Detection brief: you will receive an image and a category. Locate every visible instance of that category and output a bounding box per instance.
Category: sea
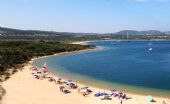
[33,40,170,97]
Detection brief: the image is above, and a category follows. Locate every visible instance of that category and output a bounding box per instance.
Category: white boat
[148,48,153,52]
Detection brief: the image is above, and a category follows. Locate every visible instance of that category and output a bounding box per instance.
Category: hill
[116,30,165,35]
[0,26,99,36]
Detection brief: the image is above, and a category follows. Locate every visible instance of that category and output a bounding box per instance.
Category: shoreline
[2,54,169,104]
[33,40,170,98]
[46,69,170,98]
[2,41,170,104]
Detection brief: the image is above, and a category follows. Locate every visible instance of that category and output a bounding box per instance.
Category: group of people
[30,65,93,96]
[30,64,131,104]
[30,64,170,104]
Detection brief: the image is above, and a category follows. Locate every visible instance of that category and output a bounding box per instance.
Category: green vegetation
[0,35,106,42]
[0,41,95,77]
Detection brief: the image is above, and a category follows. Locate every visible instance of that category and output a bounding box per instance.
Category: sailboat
[148,48,153,52]
[125,32,130,42]
[41,62,48,73]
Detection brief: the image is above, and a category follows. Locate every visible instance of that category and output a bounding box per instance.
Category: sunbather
[34,75,40,79]
[100,95,112,100]
[63,89,71,94]
[48,77,56,83]
[86,89,93,93]
[60,87,64,92]
[57,80,62,84]
[122,94,127,99]
[82,92,89,96]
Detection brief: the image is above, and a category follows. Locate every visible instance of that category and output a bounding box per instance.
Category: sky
[0,0,170,33]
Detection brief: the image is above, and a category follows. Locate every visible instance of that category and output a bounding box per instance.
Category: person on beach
[34,74,40,79]
[48,77,56,83]
[82,92,88,96]
[30,65,34,70]
[30,65,38,71]
[57,80,62,84]
[57,78,64,85]
[60,87,64,92]
[120,99,123,104]
[86,89,93,94]
[118,94,121,99]
[122,94,127,99]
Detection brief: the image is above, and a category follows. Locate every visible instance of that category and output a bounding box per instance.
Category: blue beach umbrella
[59,86,64,88]
[66,80,72,85]
[100,93,109,96]
[111,89,116,92]
[146,95,153,101]
[66,82,72,85]
[94,92,101,97]
[83,86,89,89]
[118,92,123,95]
[68,83,74,86]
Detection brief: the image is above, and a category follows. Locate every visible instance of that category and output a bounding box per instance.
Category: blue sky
[0,0,170,33]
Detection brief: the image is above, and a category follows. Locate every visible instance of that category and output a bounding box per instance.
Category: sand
[71,41,90,45]
[1,59,170,104]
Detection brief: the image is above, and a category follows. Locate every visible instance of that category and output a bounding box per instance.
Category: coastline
[1,41,170,104]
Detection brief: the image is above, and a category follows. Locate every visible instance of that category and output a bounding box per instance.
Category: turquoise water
[33,40,170,97]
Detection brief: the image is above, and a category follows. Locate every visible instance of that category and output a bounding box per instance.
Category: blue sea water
[33,40,170,97]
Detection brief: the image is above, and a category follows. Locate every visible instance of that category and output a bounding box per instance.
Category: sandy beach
[1,56,170,104]
[71,41,91,45]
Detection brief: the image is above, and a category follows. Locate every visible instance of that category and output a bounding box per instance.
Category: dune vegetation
[0,41,95,80]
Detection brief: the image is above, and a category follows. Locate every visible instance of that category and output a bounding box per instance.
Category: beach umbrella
[66,82,74,86]
[146,95,153,101]
[66,81,73,84]
[94,93,101,97]
[83,86,89,89]
[59,86,64,88]
[111,89,116,92]
[100,93,109,96]
[118,92,123,95]
[66,80,74,85]
[68,82,74,85]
